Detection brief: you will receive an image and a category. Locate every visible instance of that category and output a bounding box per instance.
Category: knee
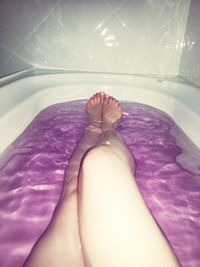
[82,145,112,169]
[78,145,112,190]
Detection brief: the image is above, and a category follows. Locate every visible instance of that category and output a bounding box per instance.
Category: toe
[115,100,119,107]
[105,97,109,104]
[100,94,103,103]
[102,94,106,103]
[91,98,95,105]
[96,93,100,103]
[115,99,119,107]
[110,97,114,105]
[93,96,97,104]
[86,102,90,109]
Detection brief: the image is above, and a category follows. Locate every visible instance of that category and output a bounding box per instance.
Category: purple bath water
[0,100,200,267]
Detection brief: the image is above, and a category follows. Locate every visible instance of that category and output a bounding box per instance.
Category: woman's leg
[23,93,105,267]
[78,97,180,267]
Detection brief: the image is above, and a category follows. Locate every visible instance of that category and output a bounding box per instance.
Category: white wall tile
[0,22,24,73]
[0,0,62,41]
[0,47,12,74]
[0,22,22,52]
[179,0,200,86]
[0,0,191,77]
[0,54,32,77]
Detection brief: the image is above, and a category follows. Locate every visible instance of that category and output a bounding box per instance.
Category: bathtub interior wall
[0,0,195,79]
[0,73,200,155]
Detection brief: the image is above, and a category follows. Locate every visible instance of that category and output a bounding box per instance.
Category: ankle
[102,120,119,132]
[85,125,102,134]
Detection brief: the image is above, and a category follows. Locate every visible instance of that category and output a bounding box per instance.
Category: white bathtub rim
[1,83,200,155]
[1,73,200,117]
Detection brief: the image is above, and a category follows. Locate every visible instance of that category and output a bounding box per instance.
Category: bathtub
[0,71,200,154]
[1,70,200,267]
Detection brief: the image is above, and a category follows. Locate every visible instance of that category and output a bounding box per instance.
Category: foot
[86,92,105,129]
[102,96,122,130]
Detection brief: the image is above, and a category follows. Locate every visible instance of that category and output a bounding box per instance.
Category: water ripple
[0,100,199,267]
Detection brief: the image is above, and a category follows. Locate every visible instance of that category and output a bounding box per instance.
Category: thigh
[24,185,85,267]
[78,145,180,267]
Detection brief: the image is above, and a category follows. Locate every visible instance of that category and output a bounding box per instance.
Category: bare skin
[78,96,180,267]
[23,92,105,267]
[23,93,180,267]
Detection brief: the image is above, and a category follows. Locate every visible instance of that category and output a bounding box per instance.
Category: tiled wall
[179,0,200,87]
[0,0,190,78]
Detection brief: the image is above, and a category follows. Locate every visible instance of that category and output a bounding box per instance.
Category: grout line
[23,0,64,43]
[0,0,65,71]
[0,21,25,68]
[5,0,64,65]
[105,0,129,13]
[0,19,24,43]
[0,44,33,66]
[86,0,129,40]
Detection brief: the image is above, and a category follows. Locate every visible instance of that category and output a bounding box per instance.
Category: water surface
[0,100,200,267]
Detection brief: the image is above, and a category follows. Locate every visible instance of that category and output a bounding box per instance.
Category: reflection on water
[0,100,200,267]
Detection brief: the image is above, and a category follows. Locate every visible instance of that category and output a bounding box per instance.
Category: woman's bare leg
[78,96,180,267]
[23,92,105,267]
